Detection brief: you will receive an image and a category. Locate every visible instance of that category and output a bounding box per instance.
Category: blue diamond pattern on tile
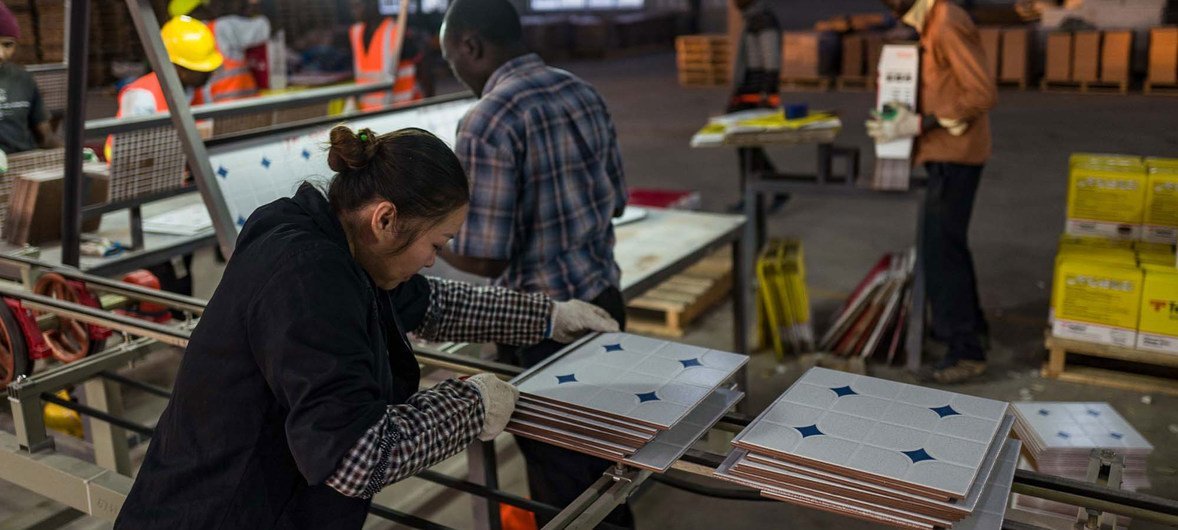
[679,358,702,368]
[301,148,311,160]
[1110,432,1123,440]
[1087,409,1101,417]
[1038,409,1050,416]
[930,404,961,418]
[603,343,624,352]
[794,424,824,438]
[236,215,246,227]
[555,374,577,384]
[261,157,271,169]
[1057,431,1070,439]
[901,448,936,463]
[217,166,228,179]
[636,391,660,403]
[829,385,857,397]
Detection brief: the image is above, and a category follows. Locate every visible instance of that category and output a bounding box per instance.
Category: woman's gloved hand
[550,299,621,343]
[466,373,519,441]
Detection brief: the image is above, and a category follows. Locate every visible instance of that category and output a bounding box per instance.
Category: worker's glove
[549,299,621,343]
[866,102,922,143]
[466,373,519,442]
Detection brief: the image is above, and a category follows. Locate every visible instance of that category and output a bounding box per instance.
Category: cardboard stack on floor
[507,333,747,472]
[1011,402,1153,525]
[715,367,1017,530]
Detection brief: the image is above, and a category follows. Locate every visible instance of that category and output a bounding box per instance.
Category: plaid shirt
[453,53,627,301]
[326,277,551,498]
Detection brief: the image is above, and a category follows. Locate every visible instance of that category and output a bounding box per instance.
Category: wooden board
[1039,79,1129,94]
[1042,331,1178,396]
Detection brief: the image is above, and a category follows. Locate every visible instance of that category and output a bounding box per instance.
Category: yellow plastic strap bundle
[756,239,814,359]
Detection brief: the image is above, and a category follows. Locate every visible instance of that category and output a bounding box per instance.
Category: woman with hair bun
[115,125,619,529]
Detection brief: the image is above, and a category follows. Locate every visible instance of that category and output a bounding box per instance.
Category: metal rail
[0,254,207,315]
[0,284,191,347]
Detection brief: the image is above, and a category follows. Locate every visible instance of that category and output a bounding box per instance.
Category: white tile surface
[954,439,1020,530]
[516,333,748,429]
[625,388,744,472]
[1012,402,1152,452]
[733,367,1009,498]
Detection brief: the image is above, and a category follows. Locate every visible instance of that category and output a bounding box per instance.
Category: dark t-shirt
[0,63,47,154]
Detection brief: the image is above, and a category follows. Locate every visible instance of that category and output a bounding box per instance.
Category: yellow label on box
[1137,269,1178,354]
[1066,162,1147,239]
[1144,171,1178,244]
[1052,257,1142,346]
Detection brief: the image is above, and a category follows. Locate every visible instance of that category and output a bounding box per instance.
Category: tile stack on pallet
[715,367,1017,530]
[977,26,1030,90]
[675,35,730,88]
[1010,403,1153,526]
[507,333,746,472]
[34,1,65,63]
[781,31,828,90]
[1042,30,1133,94]
[7,1,38,65]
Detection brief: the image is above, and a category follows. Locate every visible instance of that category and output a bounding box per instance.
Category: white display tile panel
[1011,402,1152,453]
[733,367,1009,499]
[625,387,743,472]
[952,439,1020,530]
[514,333,748,430]
[207,97,476,233]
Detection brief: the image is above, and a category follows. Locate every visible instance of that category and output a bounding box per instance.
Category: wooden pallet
[1039,79,1129,94]
[1144,82,1178,96]
[626,250,733,337]
[1042,332,1178,396]
[679,72,729,88]
[781,77,831,92]
[996,78,1028,90]
[835,76,873,91]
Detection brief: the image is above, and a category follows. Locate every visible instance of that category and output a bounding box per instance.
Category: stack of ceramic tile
[715,367,1015,529]
[1011,402,1152,525]
[507,333,747,472]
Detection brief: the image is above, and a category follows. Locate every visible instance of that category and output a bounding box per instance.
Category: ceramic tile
[515,332,747,429]
[624,388,743,472]
[953,439,1020,530]
[1012,402,1152,452]
[732,367,1009,498]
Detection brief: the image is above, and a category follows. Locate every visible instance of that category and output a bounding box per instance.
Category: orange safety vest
[105,73,172,161]
[200,20,261,103]
[350,18,422,111]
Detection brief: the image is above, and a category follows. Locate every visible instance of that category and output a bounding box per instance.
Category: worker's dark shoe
[919,358,986,384]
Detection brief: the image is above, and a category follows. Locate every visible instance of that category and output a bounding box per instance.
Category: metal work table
[1,193,215,277]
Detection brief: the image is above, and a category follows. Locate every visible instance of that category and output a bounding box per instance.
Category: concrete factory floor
[3,51,1178,529]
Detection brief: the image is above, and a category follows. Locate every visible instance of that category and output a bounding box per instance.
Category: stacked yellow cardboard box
[1054,155,1178,355]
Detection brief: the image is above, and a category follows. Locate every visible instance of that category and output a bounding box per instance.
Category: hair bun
[327,126,378,173]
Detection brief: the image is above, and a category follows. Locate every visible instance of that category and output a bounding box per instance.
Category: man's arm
[439,248,509,278]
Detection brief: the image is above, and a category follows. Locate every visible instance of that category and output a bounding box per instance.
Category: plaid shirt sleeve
[325,379,485,498]
[452,130,519,261]
[413,276,553,346]
[605,117,628,217]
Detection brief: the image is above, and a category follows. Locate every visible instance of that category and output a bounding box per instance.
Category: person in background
[106,16,222,298]
[0,1,60,154]
[349,0,423,111]
[729,0,786,212]
[867,0,996,384]
[438,0,632,526]
[169,0,271,102]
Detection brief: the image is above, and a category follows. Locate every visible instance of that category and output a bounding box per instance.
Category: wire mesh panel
[108,126,187,202]
[273,102,330,125]
[2,148,65,238]
[30,67,68,114]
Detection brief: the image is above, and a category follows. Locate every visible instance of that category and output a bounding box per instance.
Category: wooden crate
[626,250,733,338]
[1044,32,1073,83]
[1072,31,1101,83]
[1100,31,1133,84]
[1147,27,1178,92]
[781,31,820,79]
[781,76,831,92]
[677,34,729,88]
[979,27,1002,83]
[1000,27,1030,89]
[1042,332,1178,397]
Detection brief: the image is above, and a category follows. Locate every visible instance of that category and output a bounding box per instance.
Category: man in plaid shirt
[439,0,633,526]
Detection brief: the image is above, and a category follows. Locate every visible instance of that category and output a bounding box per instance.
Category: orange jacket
[350,18,421,111]
[200,19,261,103]
[105,73,172,161]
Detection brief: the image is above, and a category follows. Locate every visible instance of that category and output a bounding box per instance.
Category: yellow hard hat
[168,0,208,17]
[161,16,223,73]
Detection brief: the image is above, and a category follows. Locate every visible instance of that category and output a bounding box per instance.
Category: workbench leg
[82,378,131,475]
[130,206,145,251]
[732,237,750,412]
[905,196,927,373]
[468,439,502,530]
[10,392,54,453]
[816,143,832,183]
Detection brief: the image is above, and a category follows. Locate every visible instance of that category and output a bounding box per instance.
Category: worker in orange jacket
[349,0,423,111]
[169,0,271,103]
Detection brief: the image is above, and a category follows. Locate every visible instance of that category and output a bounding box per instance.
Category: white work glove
[465,373,519,441]
[549,299,621,343]
[866,102,922,143]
